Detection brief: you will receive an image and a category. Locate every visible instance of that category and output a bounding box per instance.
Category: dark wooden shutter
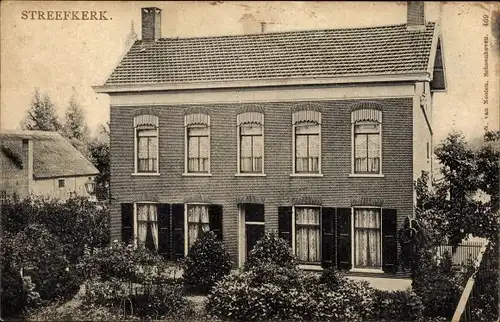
[157,204,170,258]
[171,204,185,261]
[382,208,398,274]
[321,207,336,269]
[121,203,134,245]
[278,206,292,247]
[336,208,352,270]
[209,204,223,241]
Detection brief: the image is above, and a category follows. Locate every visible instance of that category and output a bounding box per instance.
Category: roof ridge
[150,22,436,42]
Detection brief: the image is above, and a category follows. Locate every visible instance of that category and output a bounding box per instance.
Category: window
[294,207,321,263]
[293,110,321,174]
[237,111,264,174]
[134,114,159,173]
[185,113,210,173]
[353,208,382,269]
[58,179,65,188]
[136,203,158,252]
[352,108,382,174]
[186,204,210,248]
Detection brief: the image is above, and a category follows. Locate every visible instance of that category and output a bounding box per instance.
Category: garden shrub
[10,224,82,302]
[24,301,141,321]
[412,249,463,319]
[372,289,424,321]
[245,231,297,269]
[183,231,232,294]
[207,262,377,321]
[318,267,349,289]
[79,241,171,283]
[130,284,193,319]
[1,233,27,318]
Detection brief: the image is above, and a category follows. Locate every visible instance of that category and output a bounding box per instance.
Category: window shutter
[157,204,170,258]
[171,204,185,261]
[321,207,336,269]
[382,208,398,273]
[336,208,352,270]
[121,203,134,245]
[278,206,293,247]
[209,205,223,241]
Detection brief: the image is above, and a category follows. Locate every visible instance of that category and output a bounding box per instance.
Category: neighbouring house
[94,2,446,274]
[0,130,99,201]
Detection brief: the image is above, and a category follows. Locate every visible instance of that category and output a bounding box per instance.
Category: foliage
[183,231,232,294]
[412,250,463,319]
[245,231,297,270]
[24,301,141,321]
[208,263,376,321]
[372,289,424,321]
[87,136,110,201]
[62,93,89,144]
[1,232,28,318]
[21,88,61,131]
[318,267,348,288]
[1,196,110,263]
[79,241,171,283]
[130,284,193,320]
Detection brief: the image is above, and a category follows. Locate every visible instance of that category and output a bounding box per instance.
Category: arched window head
[134,114,159,173]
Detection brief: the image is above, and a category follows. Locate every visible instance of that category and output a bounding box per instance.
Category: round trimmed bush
[245,231,297,270]
[183,231,232,294]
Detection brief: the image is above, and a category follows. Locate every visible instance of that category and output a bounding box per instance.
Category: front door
[242,204,265,261]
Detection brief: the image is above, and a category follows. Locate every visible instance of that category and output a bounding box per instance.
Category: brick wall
[109,98,414,262]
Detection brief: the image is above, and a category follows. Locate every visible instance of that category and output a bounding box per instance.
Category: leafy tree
[62,92,90,156]
[88,123,110,201]
[21,89,61,131]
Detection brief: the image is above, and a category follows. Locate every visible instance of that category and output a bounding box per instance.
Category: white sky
[1,1,499,143]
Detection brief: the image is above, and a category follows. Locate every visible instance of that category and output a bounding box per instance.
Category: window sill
[349,173,384,178]
[234,173,267,177]
[182,173,212,177]
[349,268,384,274]
[298,264,323,271]
[131,172,161,176]
[290,173,324,177]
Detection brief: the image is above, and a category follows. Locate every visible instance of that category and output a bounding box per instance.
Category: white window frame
[350,206,384,273]
[236,113,265,177]
[291,205,322,266]
[238,204,265,267]
[350,110,383,178]
[133,202,158,248]
[291,111,322,177]
[133,114,160,176]
[183,114,211,177]
[184,203,210,255]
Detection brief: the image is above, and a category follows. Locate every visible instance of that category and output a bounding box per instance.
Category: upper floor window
[134,114,159,174]
[293,109,321,174]
[237,111,264,174]
[351,108,382,174]
[185,112,210,173]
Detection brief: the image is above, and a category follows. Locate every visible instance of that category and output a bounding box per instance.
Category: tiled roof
[1,131,99,179]
[105,22,436,85]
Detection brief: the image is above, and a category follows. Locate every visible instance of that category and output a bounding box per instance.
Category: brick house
[0,130,99,201]
[94,2,446,274]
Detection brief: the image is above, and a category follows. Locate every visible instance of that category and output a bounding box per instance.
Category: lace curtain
[295,207,321,263]
[137,204,158,251]
[354,208,381,268]
[187,205,210,248]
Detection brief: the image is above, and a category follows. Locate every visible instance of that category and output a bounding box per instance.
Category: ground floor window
[295,206,321,263]
[353,208,381,268]
[136,203,158,252]
[187,204,210,248]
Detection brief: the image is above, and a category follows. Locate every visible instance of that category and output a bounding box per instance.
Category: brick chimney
[141,7,161,41]
[407,1,425,31]
[21,138,33,196]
